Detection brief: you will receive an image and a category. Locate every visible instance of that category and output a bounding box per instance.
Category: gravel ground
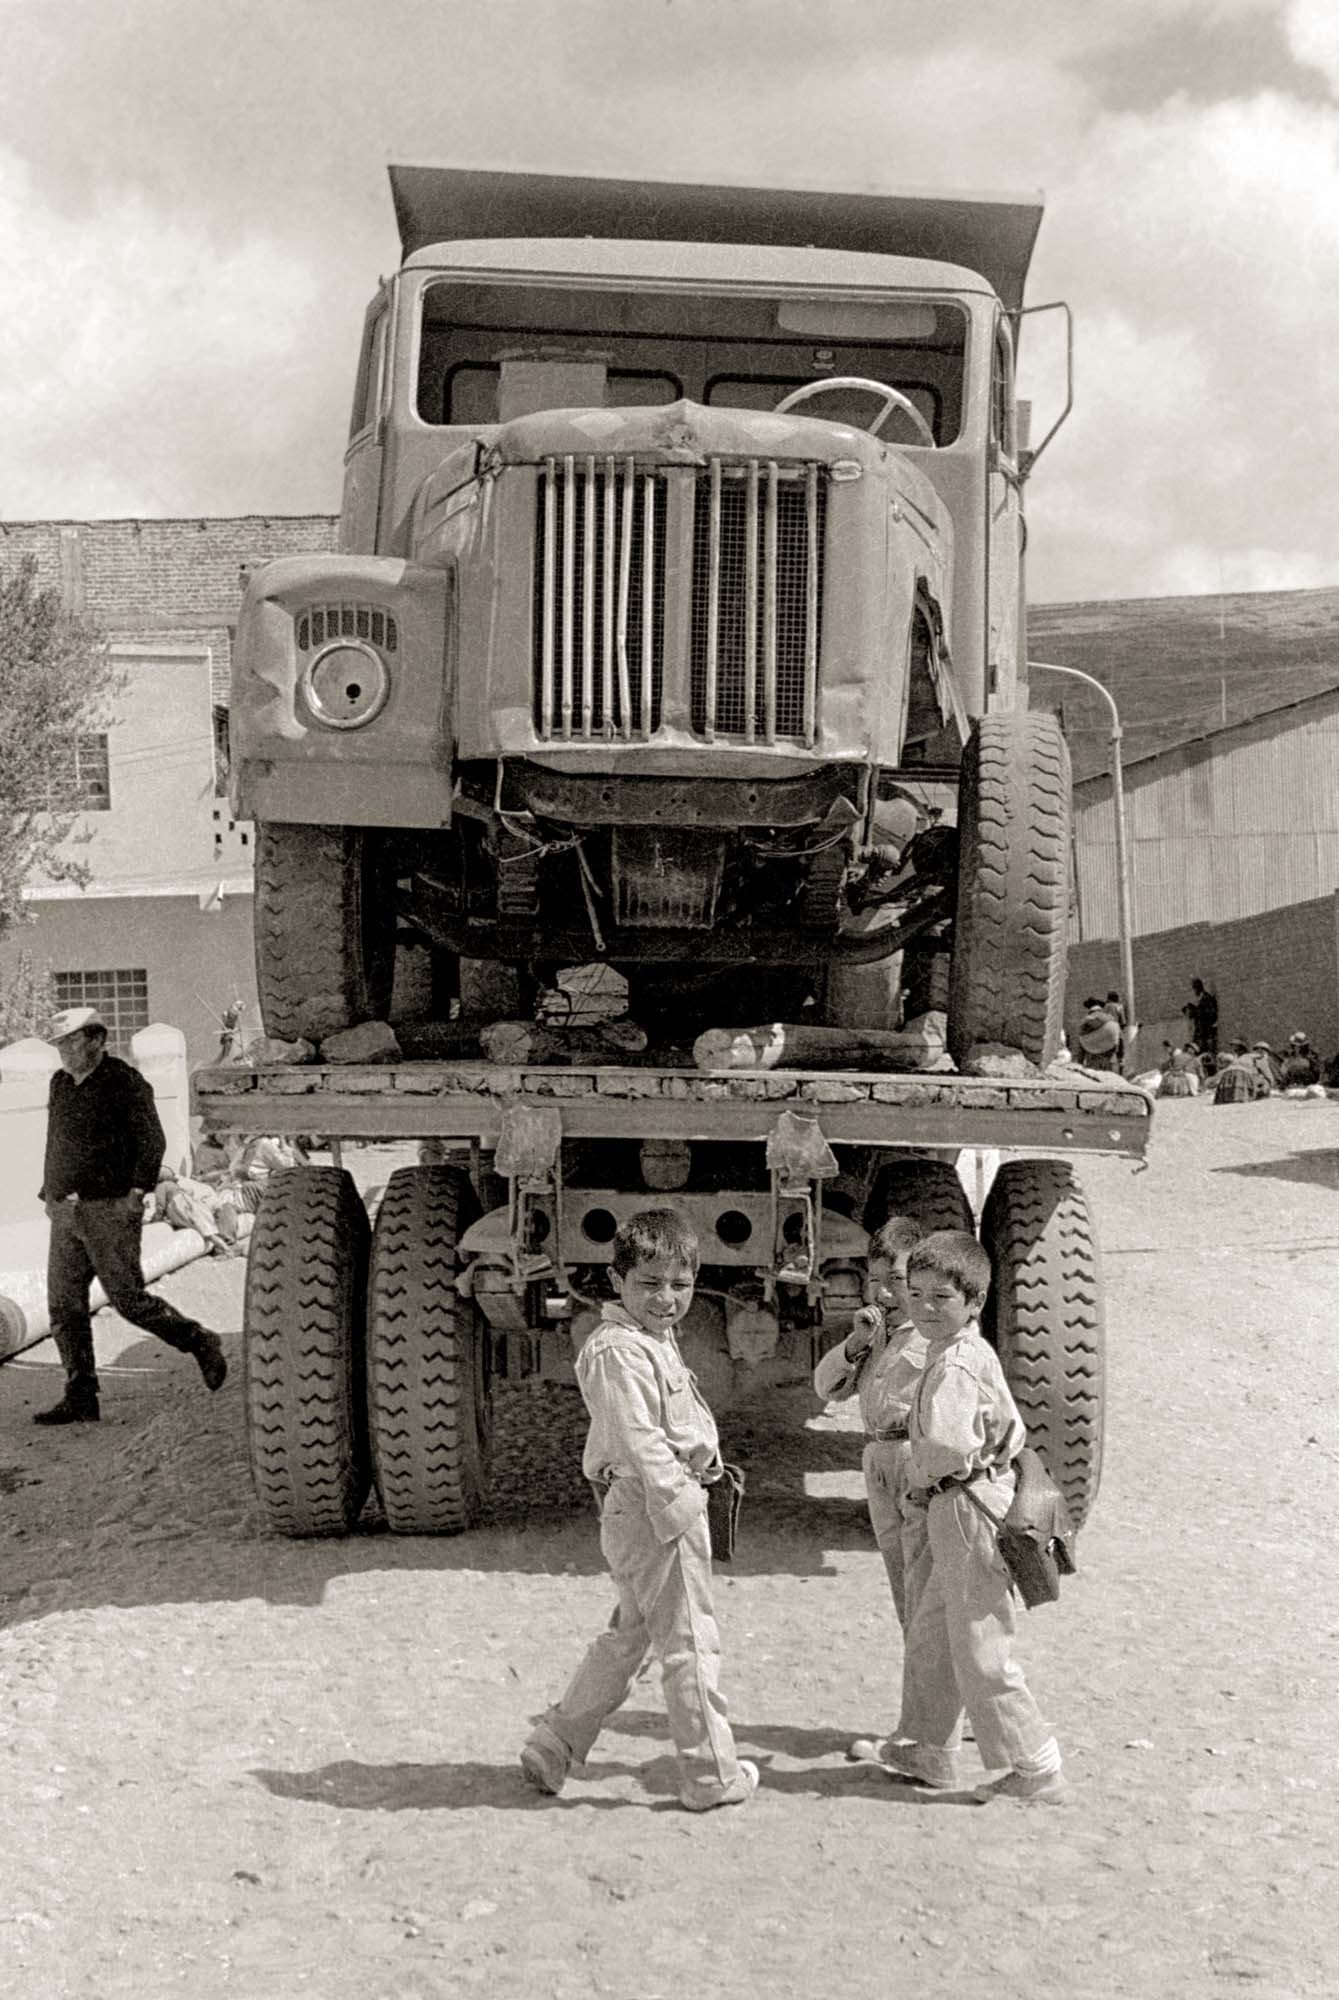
[1,1103,1337,1998]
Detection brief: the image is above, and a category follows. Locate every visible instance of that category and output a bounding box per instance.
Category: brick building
[0,516,338,1065]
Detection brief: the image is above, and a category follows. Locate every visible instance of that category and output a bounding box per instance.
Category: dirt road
[2,1101,1337,1999]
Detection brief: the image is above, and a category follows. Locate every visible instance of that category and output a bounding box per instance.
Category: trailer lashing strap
[765,1109,840,1293]
[495,1100,563,1283]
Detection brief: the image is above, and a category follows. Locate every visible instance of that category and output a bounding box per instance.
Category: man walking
[35,1007,227,1426]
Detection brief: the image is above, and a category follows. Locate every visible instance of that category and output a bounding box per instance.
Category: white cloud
[1025,87,1339,599]
[0,149,341,517]
[0,0,1335,608]
[1284,0,1339,93]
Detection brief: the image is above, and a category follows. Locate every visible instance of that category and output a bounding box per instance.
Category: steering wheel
[774,376,936,448]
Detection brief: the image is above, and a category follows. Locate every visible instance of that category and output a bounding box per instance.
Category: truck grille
[690,460,825,747]
[532,458,666,739]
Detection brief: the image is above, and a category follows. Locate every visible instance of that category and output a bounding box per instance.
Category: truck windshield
[416,281,967,445]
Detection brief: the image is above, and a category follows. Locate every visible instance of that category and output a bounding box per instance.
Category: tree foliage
[0,556,120,939]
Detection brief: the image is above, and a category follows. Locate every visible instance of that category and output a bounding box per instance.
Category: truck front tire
[243,1167,371,1536]
[981,1158,1105,1529]
[366,1166,493,1533]
[254,821,396,1044]
[947,713,1071,1067]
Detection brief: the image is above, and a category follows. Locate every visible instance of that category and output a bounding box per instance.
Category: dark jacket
[41,1055,166,1202]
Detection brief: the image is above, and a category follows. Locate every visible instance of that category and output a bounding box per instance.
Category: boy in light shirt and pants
[520,1208,757,1813]
[813,1214,924,1635]
[855,1229,1067,1804]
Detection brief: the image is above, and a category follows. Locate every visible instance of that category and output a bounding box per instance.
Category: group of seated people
[1151,1031,1331,1103]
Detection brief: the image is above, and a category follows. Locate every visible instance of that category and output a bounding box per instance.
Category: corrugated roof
[1028,586,1339,782]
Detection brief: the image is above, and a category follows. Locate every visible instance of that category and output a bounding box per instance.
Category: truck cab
[232,165,1069,1065]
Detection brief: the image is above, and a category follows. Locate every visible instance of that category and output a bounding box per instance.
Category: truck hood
[417,398,948,533]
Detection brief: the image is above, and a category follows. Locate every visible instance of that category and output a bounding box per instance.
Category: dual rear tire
[243,1165,491,1537]
[859,1153,1105,1529]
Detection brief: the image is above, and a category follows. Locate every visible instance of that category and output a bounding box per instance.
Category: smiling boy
[855,1229,1067,1803]
[519,1207,758,1812]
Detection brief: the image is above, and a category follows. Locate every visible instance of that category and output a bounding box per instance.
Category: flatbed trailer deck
[193,1058,1152,1154]
[193,1052,1148,1544]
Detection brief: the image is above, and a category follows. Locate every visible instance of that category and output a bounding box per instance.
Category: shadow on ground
[1212,1148,1339,1189]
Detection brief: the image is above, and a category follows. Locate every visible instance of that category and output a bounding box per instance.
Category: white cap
[47,1006,107,1042]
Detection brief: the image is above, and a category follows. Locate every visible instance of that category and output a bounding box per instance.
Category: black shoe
[194,1330,228,1392]
[33,1387,100,1425]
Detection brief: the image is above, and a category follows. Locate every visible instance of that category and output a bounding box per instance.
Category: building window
[45,733,111,812]
[212,706,230,797]
[52,968,149,1055]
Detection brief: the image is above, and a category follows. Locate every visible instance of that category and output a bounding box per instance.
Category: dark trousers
[47,1199,205,1388]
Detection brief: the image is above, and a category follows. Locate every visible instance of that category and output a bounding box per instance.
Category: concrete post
[0,1038,59,1225]
[132,1023,191,1178]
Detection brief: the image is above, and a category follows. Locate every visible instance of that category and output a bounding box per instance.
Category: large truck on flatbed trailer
[208,163,1148,1542]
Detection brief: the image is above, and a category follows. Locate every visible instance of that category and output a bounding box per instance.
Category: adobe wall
[1068,893,1339,1060]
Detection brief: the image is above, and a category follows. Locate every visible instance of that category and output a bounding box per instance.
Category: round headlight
[301,642,390,729]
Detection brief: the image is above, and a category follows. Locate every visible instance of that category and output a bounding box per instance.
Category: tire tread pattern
[242,1166,371,1537]
[981,1158,1105,1529]
[367,1166,491,1534]
[948,713,1072,1065]
[863,1157,975,1238]
[254,821,393,1043]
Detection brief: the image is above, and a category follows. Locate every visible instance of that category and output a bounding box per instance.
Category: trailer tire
[243,1167,371,1537]
[947,713,1071,1067]
[862,1156,975,1237]
[254,821,396,1044]
[980,1158,1105,1529]
[367,1165,492,1534]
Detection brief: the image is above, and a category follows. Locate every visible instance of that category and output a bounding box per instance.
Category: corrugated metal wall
[1072,692,1339,940]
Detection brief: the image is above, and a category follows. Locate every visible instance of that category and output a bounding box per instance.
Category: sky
[1,0,1337,605]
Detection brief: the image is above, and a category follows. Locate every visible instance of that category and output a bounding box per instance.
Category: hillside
[1028,586,1339,782]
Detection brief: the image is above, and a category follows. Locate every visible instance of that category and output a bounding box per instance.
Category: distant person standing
[35,1007,228,1426]
[1104,991,1128,1063]
[1076,997,1122,1072]
[1183,978,1219,1063]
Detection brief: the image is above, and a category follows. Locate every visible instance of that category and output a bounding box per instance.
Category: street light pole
[1029,660,1137,1065]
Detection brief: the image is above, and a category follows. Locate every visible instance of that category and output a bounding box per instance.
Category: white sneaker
[975,1766,1070,1805]
[519,1721,571,1797]
[849,1738,959,1790]
[680,1759,760,1812]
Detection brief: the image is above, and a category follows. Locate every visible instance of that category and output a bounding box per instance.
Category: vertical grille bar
[704,457,721,744]
[804,464,819,748]
[744,461,759,744]
[616,456,635,740]
[640,473,655,737]
[541,458,556,735]
[581,455,596,738]
[763,460,779,745]
[560,455,576,737]
[601,453,616,738]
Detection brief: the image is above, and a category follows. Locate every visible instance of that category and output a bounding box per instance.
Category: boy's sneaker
[975,1766,1070,1805]
[849,1738,959,1790]
[519,1722,571,1797]
[680,1759,760,1812]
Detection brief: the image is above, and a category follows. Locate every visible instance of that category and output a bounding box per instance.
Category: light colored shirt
[812,1309,927,1436]
[907,1324,1025,1494]
[576,1301,719,1542]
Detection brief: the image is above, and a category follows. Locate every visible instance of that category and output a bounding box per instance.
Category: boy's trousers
[896,1485,1052,1780]
[544,1475,745,1808]
[862,1437,915,1632]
